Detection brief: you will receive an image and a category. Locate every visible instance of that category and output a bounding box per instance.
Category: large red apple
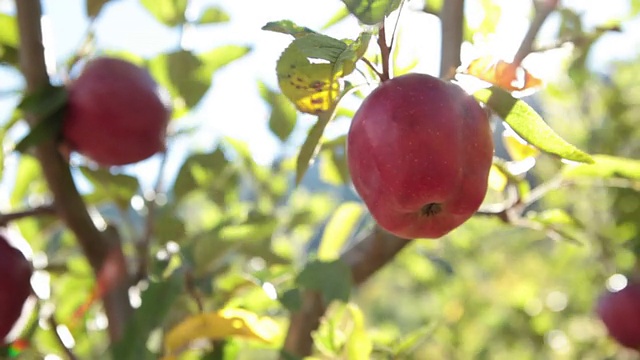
[63,57,171,166]
[596,282,640,350]
[0,233,33,344]
[347,73,494,239]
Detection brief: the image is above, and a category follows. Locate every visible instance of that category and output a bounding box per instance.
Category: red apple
[347,73,493,239]
[596,282,640,350]
[63,57,171,166]
[0,233,33,344]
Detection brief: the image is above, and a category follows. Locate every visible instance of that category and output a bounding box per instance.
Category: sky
[0,0,639,197]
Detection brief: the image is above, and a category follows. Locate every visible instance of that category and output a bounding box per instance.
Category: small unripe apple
[347,73,493,239]
[63,57,171,166]
[596,282,640,350]
[0,234,33,344]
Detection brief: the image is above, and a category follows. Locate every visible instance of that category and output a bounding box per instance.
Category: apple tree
[0,0,639,359]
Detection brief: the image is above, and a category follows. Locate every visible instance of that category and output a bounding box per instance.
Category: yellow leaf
[318,202,364,261]
[163,308,280,357]
[488,164,508,192]
[502,129,540,161]
[276,42,340,115]
[463,56,543,93]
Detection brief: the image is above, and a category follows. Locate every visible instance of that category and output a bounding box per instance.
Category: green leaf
[173,149,238,204]
[474,86,594,164]
[18,85,68,118]
[15,84,68,153]
[110,269,184,359]
[345,303,372,360]
[197,6,230,24]
[79,167,140,208]
[319,136,349,185]
[295,110,333,185]
[296,259,352,304]
[86,0,111,18]
[526,209,578,227]
[341,0,403,25]
[335,32,371,76]
[392,323,438,357]
[14,111,66,153]
[148,46,250,113]
[258,81,297,142]
[140,0,188,27]
[318,202,364,261]
[10,155,43,206]
[0,13,19,66]
[279,288,303,312]
[561,154,640,179]
[322,7,350,29]
[261,20,318,38]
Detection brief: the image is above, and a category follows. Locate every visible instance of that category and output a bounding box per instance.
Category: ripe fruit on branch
[596,282,640,350]
[347,73,494,239]
[0,233,33,344]
[63,57,171,166]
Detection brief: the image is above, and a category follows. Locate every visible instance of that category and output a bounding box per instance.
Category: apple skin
[347,73,494,239]
[63,57,171,166]
[0,234,33,344]
[596,283,640,350]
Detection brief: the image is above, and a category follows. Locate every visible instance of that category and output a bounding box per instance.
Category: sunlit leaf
[0,13,19,66]
[335,32,371,76]
[197,6,229,24]
[474,86,594,164]
[502,129,540,161]
[140,0,188,27]
[322,7,350,29]
[488,164,508,192]
[341,0,403,25]
[275,35,344,114]
[526,209,578,227]
[163,309,280,357]
[262,20,318,38]
[392,322,439,357]
[344,303,372,360]
[561,154,640,180]
[463,56,543,93]
[475,0,502,37]
[258,81,297,142]
[297,259,352,304]
[318,202,364,261]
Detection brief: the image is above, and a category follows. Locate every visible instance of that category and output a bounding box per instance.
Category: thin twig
[0,204,56,226]
[360,57,384,81]
[49,316,79,360]
[512,0,559,67]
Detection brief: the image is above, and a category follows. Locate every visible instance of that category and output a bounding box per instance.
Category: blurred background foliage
[0,0,639,359]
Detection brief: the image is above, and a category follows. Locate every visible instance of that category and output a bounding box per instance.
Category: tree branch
[512,0,559,67]
[0,204,56,227]
[439,0,465,78]
[282,226,410,356]
[15,0,131,342]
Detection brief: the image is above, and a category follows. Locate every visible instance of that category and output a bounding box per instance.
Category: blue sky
[0,0,639,197]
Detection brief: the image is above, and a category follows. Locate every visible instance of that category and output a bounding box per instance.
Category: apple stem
[377,24,391,82]
[420,203,442,217]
